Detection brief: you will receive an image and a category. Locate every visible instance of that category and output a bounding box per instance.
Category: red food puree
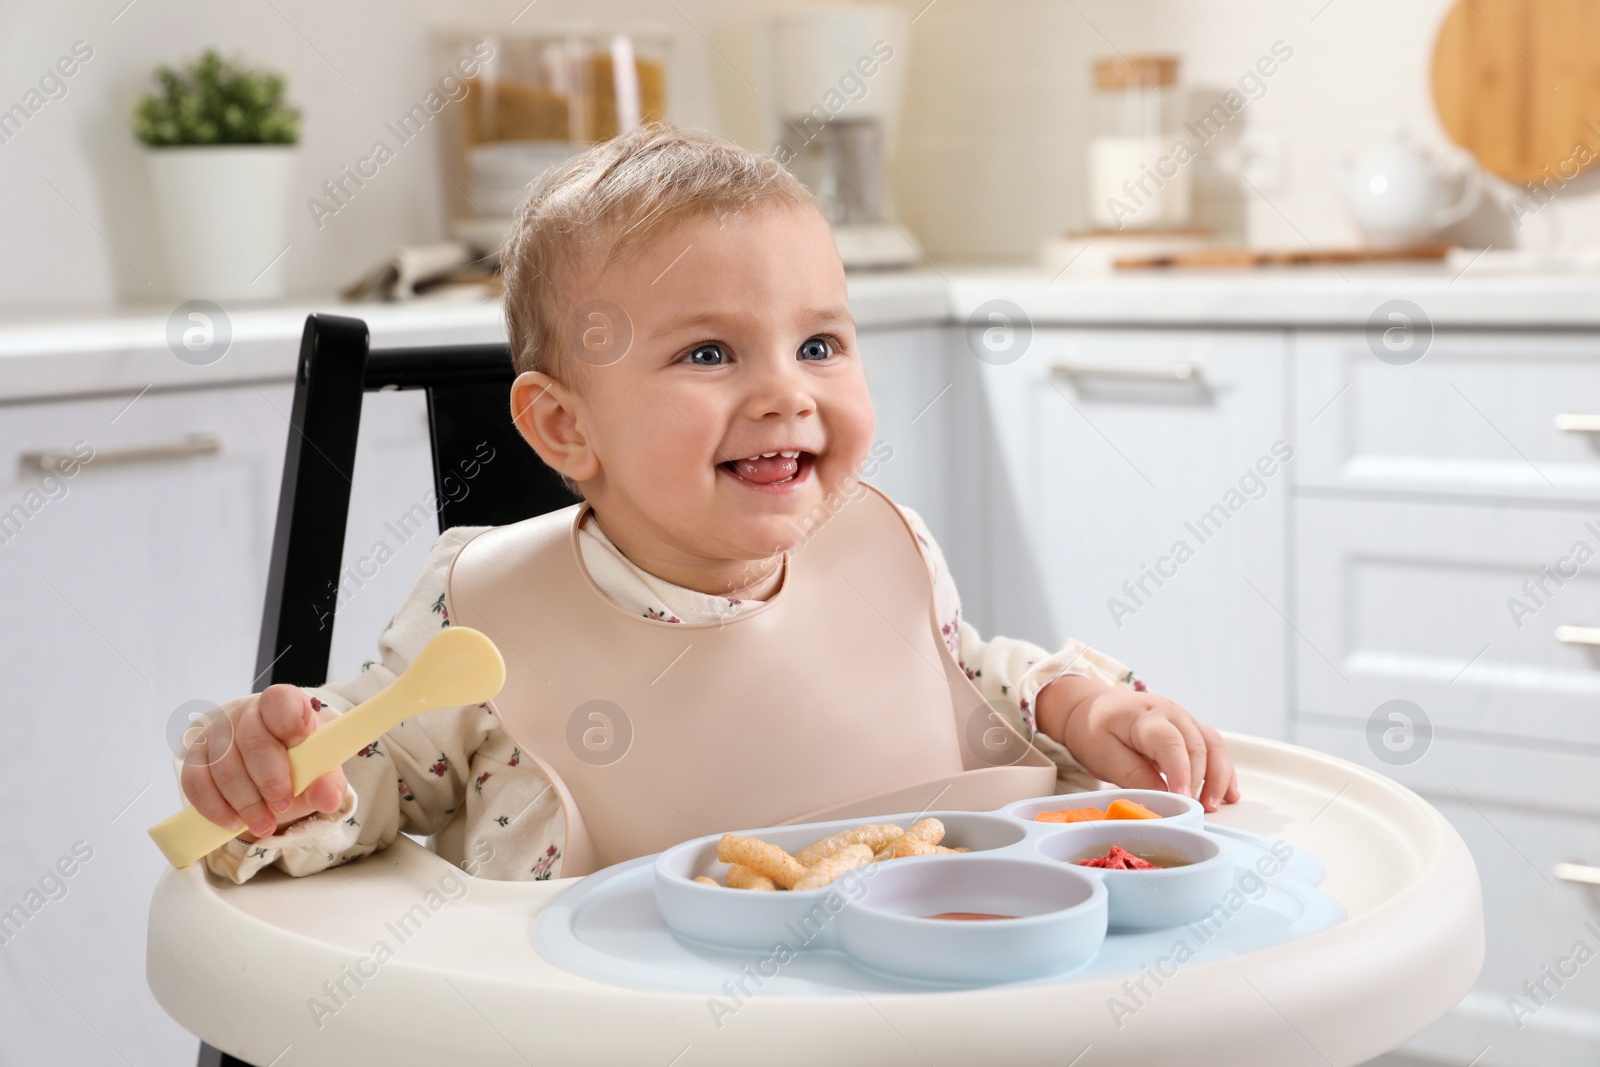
[1076,845,1156,870]
[922,911,1017,921]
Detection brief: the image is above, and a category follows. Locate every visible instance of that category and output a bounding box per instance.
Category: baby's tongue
[730,454,798,484]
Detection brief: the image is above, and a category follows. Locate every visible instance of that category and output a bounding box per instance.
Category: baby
[179,123,1238,883]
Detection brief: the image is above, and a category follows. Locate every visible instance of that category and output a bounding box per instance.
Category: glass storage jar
[1087,55,1189,231]
[432,28,670,249]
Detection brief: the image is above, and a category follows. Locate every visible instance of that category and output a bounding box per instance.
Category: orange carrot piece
[1034,806,1107,823]
[1105,799,1161,820]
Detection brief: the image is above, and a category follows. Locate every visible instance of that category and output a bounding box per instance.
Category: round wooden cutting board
[1431,0,1600,183]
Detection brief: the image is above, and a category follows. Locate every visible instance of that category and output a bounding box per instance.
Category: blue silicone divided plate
[531,796,1344,994]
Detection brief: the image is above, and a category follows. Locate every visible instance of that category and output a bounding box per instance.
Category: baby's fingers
[208,732,276,837]
[180,757,243,834]
[264,768,348,827]
[237,701,297,815]
[259,684,320,746]
[1133,716,1193,798]
[305,768,348,814]
[1196,723,1239,812]
[1089,741,1168,793]
[1176,713,1208,802]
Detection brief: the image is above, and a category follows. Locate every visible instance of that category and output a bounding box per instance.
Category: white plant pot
[146,145,297,302]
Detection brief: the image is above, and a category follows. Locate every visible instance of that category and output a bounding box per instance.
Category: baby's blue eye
[683,343,727,366]
[798,337,833,361]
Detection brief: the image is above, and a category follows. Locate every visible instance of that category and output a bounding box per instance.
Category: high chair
[154,315,1483,1067]
[184,314,576,1066]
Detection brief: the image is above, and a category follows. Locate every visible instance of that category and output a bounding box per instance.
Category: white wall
[891,0,1597,262]
[4,0,1594,312]
[0,0,794,312]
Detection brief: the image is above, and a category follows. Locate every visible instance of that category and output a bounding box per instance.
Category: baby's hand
[179,684,348,839]
[1036,678,1240,813]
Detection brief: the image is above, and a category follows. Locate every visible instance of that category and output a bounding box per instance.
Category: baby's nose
[743,361,818,419]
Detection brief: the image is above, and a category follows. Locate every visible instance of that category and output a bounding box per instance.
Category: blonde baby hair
[501,121,820,381]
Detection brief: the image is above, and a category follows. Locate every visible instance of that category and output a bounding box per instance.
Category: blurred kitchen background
[3,1,1600,1065]
[7,0,1592,301]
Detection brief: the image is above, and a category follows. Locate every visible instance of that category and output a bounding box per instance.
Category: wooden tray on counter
[1116,242,1456,270]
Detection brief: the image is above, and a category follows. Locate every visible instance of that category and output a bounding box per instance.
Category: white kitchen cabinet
[967,327,1291,739]
[0,377,442,1066]
[1296,722,1600,1067]
[857,324,954,542]
[1295,330,1600,503]
[0,381,293,1066]
[1294,495,1600,748]
[1292,330,1600,1065]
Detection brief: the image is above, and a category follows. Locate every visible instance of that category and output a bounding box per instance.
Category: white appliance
[753,6,920,270]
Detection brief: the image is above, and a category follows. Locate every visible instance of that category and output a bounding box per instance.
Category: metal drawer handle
[20,433,221,473]
[1554,413,1600,433]
[1555,862,1600,886]
[1555,625,1600,647]
[1051,361,1199,383]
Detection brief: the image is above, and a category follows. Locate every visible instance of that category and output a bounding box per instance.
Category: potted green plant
[134,51,300,301]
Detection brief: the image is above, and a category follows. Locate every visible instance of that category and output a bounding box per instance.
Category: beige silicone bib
[447,484,1054,877]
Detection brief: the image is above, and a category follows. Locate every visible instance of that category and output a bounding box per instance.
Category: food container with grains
[431,28,670,250]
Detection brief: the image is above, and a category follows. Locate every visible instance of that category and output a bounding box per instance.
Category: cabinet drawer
[1294,495,1600,747]
[1295,330,1600,503]
[1295,722,1600,1067]
[971,327,1290,739]
[0,383,294,701]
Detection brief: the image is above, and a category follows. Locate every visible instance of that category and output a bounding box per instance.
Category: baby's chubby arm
[1033,676,1241,813]
[179,526,496,881]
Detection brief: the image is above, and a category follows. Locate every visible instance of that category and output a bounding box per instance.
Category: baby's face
[560,203,874,571]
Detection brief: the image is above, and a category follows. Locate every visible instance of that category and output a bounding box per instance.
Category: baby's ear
[509,371,599,483]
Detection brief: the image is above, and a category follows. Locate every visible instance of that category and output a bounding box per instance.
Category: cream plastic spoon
[149,626,505,869]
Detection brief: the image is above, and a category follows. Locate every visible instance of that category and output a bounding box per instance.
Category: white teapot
[1337,129,1481,246]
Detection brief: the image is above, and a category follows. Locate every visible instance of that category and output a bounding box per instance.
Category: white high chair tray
[148,735,1484,1066]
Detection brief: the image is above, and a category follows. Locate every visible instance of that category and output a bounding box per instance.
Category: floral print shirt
[201,506,1137,883]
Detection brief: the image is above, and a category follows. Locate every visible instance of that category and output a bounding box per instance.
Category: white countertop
[945,264,1600,328]
[4,265,1599,403]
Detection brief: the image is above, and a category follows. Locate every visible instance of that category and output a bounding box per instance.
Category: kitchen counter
[946,264,1600,328]
[4,265,1599,402]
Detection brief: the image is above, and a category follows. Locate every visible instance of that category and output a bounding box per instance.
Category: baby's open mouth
[721,449,814,489]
